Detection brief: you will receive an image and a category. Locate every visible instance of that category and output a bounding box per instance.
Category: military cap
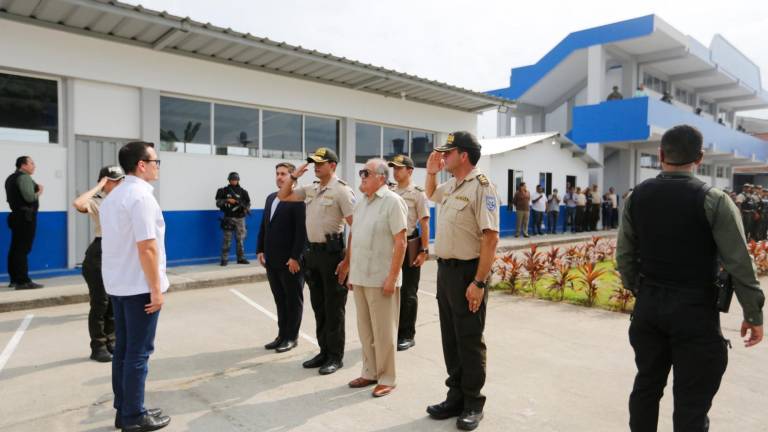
[388,154,414,168]
[306,147,339,164]
[98,165,125,181]
[434,131,482,152]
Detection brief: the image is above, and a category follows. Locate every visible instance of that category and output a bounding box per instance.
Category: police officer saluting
[215,172,251,266]
[388,154,430,351]
[425,132,499,431]
[617,125,764,431]
[277,147,355,375]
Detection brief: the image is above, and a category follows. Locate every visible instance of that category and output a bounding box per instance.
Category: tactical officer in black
[617,125,764,432]
[5,156,44,289]
[215,172,251,266]
[736,184,756,240]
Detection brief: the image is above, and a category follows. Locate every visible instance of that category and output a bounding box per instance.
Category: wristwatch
[419,248,429,254]
[473,279,487,289]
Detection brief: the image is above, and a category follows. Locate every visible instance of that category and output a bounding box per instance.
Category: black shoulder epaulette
[414,185,425,192]
[337,179,348,186]
[313,180,320,184]
[476,174,489,186]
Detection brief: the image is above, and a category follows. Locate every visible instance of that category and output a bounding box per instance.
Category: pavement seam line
[0,313,34,375]
[229,288,319,347]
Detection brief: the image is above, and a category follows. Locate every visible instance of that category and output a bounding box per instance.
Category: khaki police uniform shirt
[349,185,408,287]
[294,176,355,243]
[393,183,430,235]
[86,193,105,237]
[430,168,500,260]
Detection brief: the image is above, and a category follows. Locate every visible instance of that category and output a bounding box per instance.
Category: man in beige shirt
[341,158,407,398]
[425,131,499,431]
[388,154,430,351]
[73,165,125,363]
[277,147,355,375]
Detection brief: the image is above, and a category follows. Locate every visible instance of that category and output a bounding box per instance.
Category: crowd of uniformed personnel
[5,126,765,432]
[731,183,768,241]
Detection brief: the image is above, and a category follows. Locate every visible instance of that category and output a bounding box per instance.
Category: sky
[127,0,768,120]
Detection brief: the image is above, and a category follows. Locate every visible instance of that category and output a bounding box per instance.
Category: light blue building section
[488,14,768,196]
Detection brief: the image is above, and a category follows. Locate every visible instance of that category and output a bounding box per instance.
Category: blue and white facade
[488,15,768,196]
[0,0,510,280]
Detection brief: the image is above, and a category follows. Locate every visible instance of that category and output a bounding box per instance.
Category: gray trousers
[221,216,246,261]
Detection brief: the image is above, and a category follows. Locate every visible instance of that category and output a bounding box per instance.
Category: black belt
[438,258,479,267]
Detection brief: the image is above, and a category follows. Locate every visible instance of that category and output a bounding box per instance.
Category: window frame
[0,68,63,145]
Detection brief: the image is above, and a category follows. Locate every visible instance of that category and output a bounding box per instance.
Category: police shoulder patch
[485,195,497,212]
[476,174,489,186]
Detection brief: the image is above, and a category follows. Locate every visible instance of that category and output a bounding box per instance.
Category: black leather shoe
[90,347,112,363]
[264,337,281,350]
[397,338,415,351]
[121,413,170,431]
[426,400,463,420]
[318,359,343,375]
[456,409,484,431]
[275,339,297,353]
[220,260,227,266]
[116,409,163,429]
[302,353,327,368]
[15,281,43,290]
[7,282,15,288]
[107,342,115,354]
[237,258,250,264]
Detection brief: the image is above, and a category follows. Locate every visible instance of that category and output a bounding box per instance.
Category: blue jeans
[111,293,160,425]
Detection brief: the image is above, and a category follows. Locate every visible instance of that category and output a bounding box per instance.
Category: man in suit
[257,162,307,353]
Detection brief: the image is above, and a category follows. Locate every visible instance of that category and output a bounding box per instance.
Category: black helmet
[228,172,240,181]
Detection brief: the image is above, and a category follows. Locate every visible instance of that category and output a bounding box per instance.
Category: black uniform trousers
[398,254,421,341]
[304,246,347,361]
[436,258,488,412]
[81,238,115,351]
[266,262,304,342]
[629,283,728,432]
[6,211,36,284]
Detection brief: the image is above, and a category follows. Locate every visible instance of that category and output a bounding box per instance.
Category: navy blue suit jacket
[256,192,307,266]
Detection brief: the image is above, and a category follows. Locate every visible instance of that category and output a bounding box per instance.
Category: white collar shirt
[100,175,170,296]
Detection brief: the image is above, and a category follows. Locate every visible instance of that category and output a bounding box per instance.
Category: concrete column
[496,111,512,137]
[566,97,575,130]
[587,45,606,104]
[710,165,717,187]
[622,59,638,97]
[340,118,356,183]
[64,78,77,269]
[531,112,545,133]
[586,45,607,191]
[516,116,527,134]
[140,89,160,144]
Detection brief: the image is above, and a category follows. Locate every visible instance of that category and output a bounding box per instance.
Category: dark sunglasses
[359,169,372,178]
[141,159,162,166]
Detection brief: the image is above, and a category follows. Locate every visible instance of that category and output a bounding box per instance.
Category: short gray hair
[367,158,390,183]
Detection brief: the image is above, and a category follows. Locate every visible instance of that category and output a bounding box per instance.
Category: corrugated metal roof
[0,0,515,112]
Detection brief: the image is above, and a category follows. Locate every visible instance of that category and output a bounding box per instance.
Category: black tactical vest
[630,174,717,289]
[4,171,39,213]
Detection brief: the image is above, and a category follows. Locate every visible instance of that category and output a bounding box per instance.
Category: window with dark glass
[214,104,259,157]
[262,110,302,159]
[410,130,434,168]
[305,116,339,155]
[0,72,58,143]
[383,127,408,159]
[160,96,211,153]
[356,122,381,163]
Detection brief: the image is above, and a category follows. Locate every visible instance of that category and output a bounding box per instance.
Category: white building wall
[0,142,67,212]
[483,141,590,207]
[0,19,474,135]
[73,80,141,139]
[545,102,568,133]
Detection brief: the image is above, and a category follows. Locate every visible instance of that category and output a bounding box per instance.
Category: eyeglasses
[141,159,162,166]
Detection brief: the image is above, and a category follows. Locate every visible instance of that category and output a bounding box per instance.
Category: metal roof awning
[0,0,514,112]
[480,132,601,168]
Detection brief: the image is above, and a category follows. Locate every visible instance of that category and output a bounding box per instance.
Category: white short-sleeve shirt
[100,175,170,296]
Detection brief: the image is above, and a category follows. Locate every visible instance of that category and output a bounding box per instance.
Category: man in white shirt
[100,141,171,432]
[531,185,547,235]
